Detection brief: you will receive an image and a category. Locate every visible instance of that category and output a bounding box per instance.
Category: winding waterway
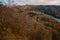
[55,18,60,22]
[51,16,60,22]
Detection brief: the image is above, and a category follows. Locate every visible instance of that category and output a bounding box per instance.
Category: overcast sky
[0,0,60,5]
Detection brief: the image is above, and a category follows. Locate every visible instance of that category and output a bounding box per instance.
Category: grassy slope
[0,5,60,40]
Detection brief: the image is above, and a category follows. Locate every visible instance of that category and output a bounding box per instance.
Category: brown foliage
[0,5,60,40]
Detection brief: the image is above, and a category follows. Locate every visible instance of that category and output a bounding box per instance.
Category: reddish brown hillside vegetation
[0,5,60,40]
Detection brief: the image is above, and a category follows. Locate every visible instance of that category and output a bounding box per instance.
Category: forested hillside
[0,5,60,40]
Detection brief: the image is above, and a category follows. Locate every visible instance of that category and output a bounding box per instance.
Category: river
[55,18,60,22]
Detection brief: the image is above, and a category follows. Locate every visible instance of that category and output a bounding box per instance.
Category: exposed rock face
[0,5,60,40]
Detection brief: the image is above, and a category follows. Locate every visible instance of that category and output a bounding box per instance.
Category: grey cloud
[0,0,60,5]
